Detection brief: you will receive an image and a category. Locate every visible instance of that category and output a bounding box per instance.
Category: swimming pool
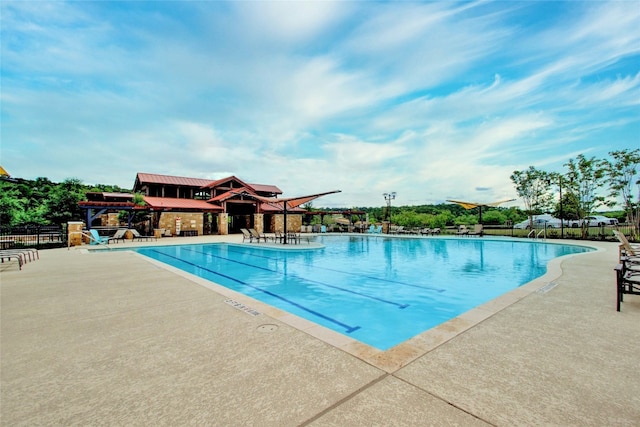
[131,236,592,350]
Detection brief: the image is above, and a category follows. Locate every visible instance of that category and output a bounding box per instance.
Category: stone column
[253,213,264,234]
[218,213,228,235]
[67,221,84,247]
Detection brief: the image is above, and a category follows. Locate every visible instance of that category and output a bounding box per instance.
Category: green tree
[510,166,554,228]
[47,178,85,225]
[602,148,640,237]
[565,154,606,238]
[481,210,507,225]
[0,181,25,226]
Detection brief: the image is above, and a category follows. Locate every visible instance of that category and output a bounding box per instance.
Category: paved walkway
[1,235,639,426]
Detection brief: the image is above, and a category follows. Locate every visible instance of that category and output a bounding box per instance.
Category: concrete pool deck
[1,235,639,425]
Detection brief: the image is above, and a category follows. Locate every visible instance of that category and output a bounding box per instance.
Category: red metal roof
[248,183,282,195]
[207,188,251,203]
[143,197,222,211]
[136,173,213,187]
[136,173,282,196]
[78,201,139,209]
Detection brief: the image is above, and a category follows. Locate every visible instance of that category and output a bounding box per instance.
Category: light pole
[548,176,564,238]
[559,176,564,238]
[383,192,396,234]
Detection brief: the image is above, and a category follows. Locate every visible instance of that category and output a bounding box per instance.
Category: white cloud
[1,1,638,208]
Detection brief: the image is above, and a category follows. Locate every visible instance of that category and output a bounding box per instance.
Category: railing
[450,223,638,242]
[0,224,67,249]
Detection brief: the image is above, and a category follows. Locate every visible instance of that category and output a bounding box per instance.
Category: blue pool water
[131,236,592,350]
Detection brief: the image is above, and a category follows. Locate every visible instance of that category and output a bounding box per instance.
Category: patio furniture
[89,229,110,245]
[107,229,128,244]
[614,261,640,311]
[249,229,267,243]
[456,225,469,236]
[468,224,484,237]
[0,251,23,270]
[130,229,157,242]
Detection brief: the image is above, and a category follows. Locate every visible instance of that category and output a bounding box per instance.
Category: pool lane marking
[225,245,446,293]
[184,247,408,309]
[149,249,361,333]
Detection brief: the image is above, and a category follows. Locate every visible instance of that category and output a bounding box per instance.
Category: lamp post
[383,192,396,234]
[548,176,564,238]
[559,176,564,239]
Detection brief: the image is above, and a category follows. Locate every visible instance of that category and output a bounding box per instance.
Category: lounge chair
[89,229,110,245]
[613,230,640,257]
[469,224,484,237]
[367,225,376,234]
[456,225,469,236]
[129,229,157,242]
[0,251,23,270]
[107,229,128,244]
[240,228,253,242]
[249,229,267,243]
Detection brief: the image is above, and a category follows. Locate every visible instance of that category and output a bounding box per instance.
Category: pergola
[78,201,146,230]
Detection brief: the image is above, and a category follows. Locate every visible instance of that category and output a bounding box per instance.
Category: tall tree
[510,166,554,228]
[46,178,85,225]
[565,155,606,238]
[602,148,640,237]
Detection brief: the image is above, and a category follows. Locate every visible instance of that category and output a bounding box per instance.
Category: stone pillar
[253,213,264,234]
[218,213,228,235]
[68,221,84,247]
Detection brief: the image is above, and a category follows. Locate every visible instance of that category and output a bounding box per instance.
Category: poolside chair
[107,229,128,244]
[614,260,640,311]
[89,229,110,245]
[249,228,267,243]
[367,225,376,234]
[456,225,469,236]
[240,228,253,242]
[613,231,639,255]
[129,229,157,242]
[321,225,327,233]
[0,251,23,270]
[469,224,484,237]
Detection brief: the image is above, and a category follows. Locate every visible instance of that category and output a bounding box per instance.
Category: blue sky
[1,1,638,208]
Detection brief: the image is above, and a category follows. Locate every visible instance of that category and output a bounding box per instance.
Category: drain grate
[256,324,278,332]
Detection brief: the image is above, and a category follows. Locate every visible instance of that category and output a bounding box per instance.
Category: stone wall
[271,214,302,232]
[158,212,203,236]
[67,221,84,246]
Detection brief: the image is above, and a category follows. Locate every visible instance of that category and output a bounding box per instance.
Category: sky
[1,1,639,209]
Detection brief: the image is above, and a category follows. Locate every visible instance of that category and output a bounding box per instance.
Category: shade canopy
[233,189,341,211]
[446,198,516,223]
[232,189,341,244]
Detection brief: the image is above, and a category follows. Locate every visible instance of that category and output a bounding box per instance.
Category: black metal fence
[480,223,638,242]
[0,224,67,249]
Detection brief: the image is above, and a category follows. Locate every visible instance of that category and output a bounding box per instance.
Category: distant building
[80,172,305,236]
